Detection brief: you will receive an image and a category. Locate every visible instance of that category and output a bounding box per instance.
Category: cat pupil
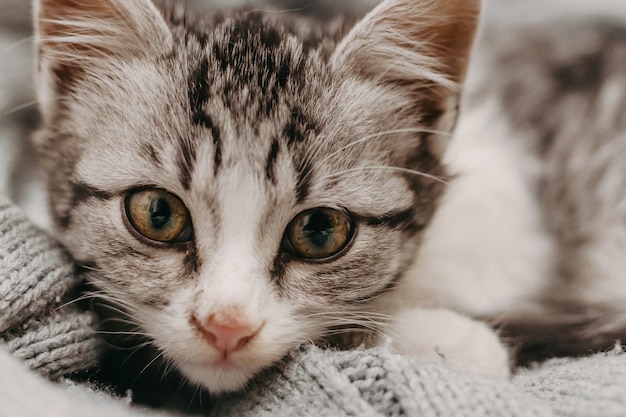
[302,212,332,248]
[150,197,171,230]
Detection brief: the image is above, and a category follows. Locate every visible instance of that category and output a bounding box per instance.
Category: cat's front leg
[389,307,510,379]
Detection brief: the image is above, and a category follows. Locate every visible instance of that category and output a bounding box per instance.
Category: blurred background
[1,0,625,226]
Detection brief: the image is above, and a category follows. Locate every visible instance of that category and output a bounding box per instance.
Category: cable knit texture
[0,196,103,379]
[2,194,626,417]
[210,345,554,417]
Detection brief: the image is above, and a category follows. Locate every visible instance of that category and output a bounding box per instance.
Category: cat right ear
[34,0,172,122]
[332,0,481,154]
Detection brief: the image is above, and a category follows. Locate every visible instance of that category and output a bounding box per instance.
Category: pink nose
[192,313,262,353]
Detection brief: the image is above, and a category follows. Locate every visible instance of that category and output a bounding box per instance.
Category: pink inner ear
[334,0,481,86]
[38,0,130,59]
[412,0,481,84]
[39,0,121,38]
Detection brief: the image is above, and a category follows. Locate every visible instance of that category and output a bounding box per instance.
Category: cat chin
[176,359,264,393]
[169,334,299,393]
[152,334,291,393]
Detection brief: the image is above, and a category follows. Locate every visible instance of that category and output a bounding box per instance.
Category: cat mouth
[186,348,263,372]
[206,353,242,368]
[179,353,271,393]
[187,352,241,368]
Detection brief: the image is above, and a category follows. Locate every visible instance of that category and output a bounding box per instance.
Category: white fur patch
[390,307,510,379]
[394,100,554,315]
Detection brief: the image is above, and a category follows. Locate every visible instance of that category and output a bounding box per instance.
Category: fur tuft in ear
[332,0,481,151]
[35,0,172,63]
[333,0,480,88]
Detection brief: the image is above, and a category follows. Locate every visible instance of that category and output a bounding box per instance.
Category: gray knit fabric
[0,195,103,379]
[513,345,626,417]
[2,194,626,417]
[210,345,554,417]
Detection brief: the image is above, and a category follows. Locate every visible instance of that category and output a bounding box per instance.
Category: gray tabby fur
[28,0,626,395]
[476,22,626,363]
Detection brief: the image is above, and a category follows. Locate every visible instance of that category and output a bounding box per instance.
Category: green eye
[125,189,192,244]
[283,208,354,260]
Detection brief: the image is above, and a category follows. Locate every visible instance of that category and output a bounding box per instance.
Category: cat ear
[35,0,172,62]
[332,0,481,152]
[34,0,172,122]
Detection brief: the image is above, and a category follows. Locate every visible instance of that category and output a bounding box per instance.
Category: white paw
[389,307,510,379]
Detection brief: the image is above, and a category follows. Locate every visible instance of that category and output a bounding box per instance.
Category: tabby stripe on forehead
[284,106,316,147]
[142,143,161,166]
[265,139,280,183]
[295,161,312,204]
[188,56,222,177]
[208,115,222,174]
[178,138,197,190]
[189,57,210,120]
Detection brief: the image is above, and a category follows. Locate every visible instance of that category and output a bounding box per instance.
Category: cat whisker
[186,384,205,412]
[245,7,311,15]
[100,337,152,352]
[304,311,394,323]
[53,291,103,310]
[97,330,150,337]
[131,349,168,382]
[302,319,391,334]
[303,310,396,320]
[0,35,36,56]
[302,315,392,337]
[0,93,91,123]
[76,263,101,272]
[90,293,140,315]
[303,127,452,185]
[305,310,394,320]
[161,358,180,383]
[318,165,449,184]
[1,100,40,118]
[316,327,383,338]
[315,127,451,171]
[85,283,143,312]
[98,317,143,329]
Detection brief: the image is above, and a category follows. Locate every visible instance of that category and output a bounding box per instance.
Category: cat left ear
[34,0,173,125]
[332,0,481,152]
[35,0,172,62]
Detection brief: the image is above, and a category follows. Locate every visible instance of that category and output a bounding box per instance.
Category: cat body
[31,0,626,393]
[395,20,626,364]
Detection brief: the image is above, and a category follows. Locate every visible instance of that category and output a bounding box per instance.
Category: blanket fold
[0,196,103,379]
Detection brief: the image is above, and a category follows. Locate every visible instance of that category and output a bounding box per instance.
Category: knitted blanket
[2,195,626,417]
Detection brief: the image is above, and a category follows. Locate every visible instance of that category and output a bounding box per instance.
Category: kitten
[30,0,626,394]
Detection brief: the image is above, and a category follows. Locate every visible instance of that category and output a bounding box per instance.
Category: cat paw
[389,307,510,379]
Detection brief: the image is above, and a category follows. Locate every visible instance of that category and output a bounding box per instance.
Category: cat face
[33,0,479,392]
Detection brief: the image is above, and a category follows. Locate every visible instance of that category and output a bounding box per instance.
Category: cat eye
[125,189,192,244]
[282,208,354,260]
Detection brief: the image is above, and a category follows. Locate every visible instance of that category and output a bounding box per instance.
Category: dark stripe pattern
[58,182,113,229]
[265,139,281,183]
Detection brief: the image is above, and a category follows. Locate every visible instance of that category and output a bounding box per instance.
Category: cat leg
[389,307,510,379]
